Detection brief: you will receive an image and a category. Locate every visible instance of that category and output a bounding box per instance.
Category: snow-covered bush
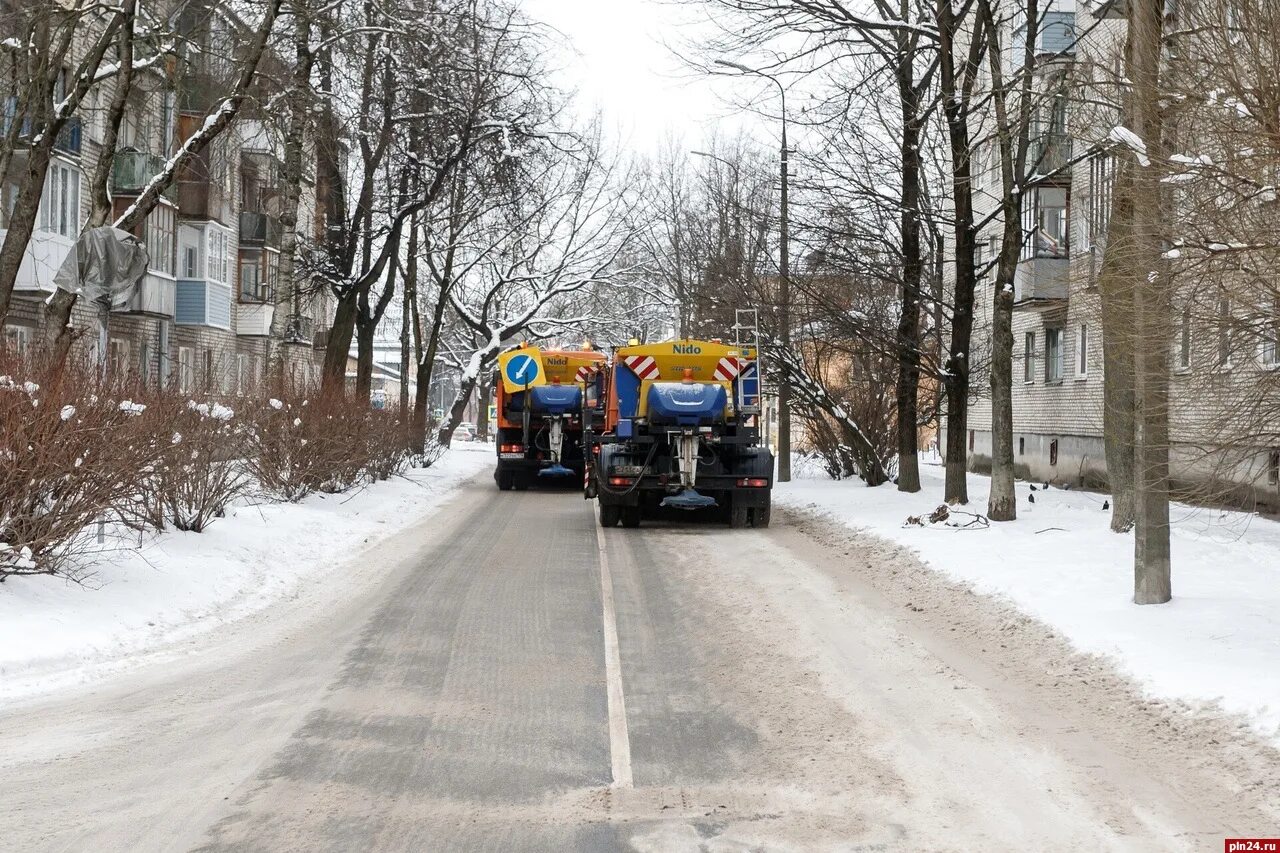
[119,394,249,533]
[0,360,157,580]
[245,393,401,500]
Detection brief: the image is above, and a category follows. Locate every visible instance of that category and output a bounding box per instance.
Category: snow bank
[777,457,1280,746]
[0,445,491,703]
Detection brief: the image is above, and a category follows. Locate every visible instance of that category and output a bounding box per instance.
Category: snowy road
[1,476,1278,851]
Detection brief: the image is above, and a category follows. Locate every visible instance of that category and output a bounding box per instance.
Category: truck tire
[729,503,750,528]
[497,471,514,491]
[599,503,621,528]
[513,473,530,491]
[752,501,771,528]
[620,505,641,529]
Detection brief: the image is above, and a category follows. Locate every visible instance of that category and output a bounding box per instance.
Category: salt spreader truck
[585,330,773,528]
[493,345,605,490]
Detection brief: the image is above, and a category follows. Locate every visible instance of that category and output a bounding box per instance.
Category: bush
[128,395,249,532]
[0,359,156,580]
[2,351,423,580]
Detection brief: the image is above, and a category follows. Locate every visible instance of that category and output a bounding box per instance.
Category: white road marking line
[595,522,634,789]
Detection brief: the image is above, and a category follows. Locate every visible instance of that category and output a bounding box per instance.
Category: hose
[596,440,659,497]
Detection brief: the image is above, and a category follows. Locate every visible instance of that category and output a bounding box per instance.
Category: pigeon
[1029,483,1038,491]
[1103,500,1110,510]
[1028,493,1036,504]
[1043,481,1050,489]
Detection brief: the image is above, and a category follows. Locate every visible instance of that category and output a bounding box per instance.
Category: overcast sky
[518,0,756,154]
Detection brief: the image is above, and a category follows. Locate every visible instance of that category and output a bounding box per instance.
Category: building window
[139,341,151,387]
[1270,448,1280,486]
[4,323,32,355]
[1076,324,1089,377]
[253,354,263,386]
[108,338,130,378]
[38,161,82,238]
[1178,307,1192,370]
[236,353,250,396]
[968,429,975,451]
[177,346,193,393]
[1086,154,1114,249]
[146,204,177,277]
[1261,297,1279,368]
[1021,187,1069,260]
[207,227,230,285]
[1018,436,1025,456]
[202,349,215,393]
[1217,298,1232,368]
[1045,328,1063,382]
[1024,331,1036,382]
[183,245,199,279]
[1050,438,1059,466]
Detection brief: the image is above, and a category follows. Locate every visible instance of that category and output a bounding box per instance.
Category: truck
[585,328,773,529]
[493,345,606,490]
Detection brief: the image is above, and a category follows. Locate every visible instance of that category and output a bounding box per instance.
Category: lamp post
[713,60,791,482]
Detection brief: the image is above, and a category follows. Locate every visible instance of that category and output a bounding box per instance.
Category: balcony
[114,272,176,317]
[313,325,331,350]
[177,172,232,222]
[235,302,274,336]
[112,150,170,196]
[2,112,82,156]
[1013,11,1077,62]
[1013,256,1069,309]
[175,279,232,329]
[239,210,282,248]
[1029,132,1070,178]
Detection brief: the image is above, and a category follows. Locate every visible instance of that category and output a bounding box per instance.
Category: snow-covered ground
[776,455,1280,747]
[0,444,491,703]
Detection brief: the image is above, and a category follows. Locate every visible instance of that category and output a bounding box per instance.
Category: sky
[517,0,759,154]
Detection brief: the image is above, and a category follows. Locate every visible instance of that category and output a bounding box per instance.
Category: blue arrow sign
[505,353,540,387]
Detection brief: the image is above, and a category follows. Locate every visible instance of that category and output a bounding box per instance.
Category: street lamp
[712,59,792,482]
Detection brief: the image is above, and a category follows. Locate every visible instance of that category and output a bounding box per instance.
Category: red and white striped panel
[623,355,660,380]
[712,356,743,382]
[575,365,594,382]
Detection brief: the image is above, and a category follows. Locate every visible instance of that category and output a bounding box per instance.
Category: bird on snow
[1029,483,1038,491]
[1043,481,1050,489]
[1103,500,1110,510]
[1028,493,1036,504]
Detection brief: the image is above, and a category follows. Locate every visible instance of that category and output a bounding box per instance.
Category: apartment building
[0,1,331,395]
[961,0,1280,509]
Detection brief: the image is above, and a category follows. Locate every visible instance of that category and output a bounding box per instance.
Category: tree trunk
[267,4,314,396]
[437,369,479,447]
[1097,162,1138,532]
[895,68,924,494]
[938,0,981,505]
[475,373,491,441]
[1127,0,1172,604]
[988,282,1016,519]
[321,288,359,397]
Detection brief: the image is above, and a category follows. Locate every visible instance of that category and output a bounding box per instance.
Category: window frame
[1024,330,1037,383]
[1076,324,1089,378]
[177,346,194,393]
[1045,327,1064,383]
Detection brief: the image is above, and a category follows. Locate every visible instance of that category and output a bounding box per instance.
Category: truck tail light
[737,478,769,488]
[500,443,523,453]
[608,476,635,487]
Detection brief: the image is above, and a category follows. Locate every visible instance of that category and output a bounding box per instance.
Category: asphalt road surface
[2,475,1278,852]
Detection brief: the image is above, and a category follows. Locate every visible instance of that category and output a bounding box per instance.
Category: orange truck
[493,345,606,490]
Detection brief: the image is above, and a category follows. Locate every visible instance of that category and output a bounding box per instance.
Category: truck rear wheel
[729,503,750,528]
[599,503,620,528]
[513,473,530,491]
[752,501,771,528]
[620,506,641,529]
[497,471,514,491]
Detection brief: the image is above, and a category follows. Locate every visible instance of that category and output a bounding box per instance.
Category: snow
[777,456,1280,746]
[0,446,491,703]
[1108,126,1151,167]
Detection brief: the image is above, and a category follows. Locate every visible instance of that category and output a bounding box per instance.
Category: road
[2,474,1278,852]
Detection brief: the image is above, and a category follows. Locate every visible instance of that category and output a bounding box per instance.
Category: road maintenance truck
[493,344,605,490]
[585,313,773,528]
